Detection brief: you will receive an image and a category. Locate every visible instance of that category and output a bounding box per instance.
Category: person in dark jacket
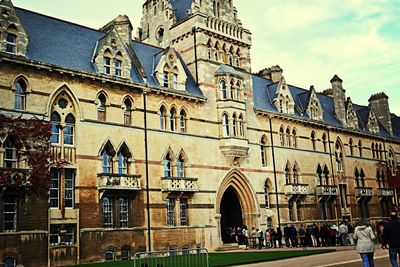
[383,212,400,267]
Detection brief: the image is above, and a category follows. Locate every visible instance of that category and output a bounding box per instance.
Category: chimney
[368,92,392,135]
[257,65,283,83]
[330,74,346,125]
[100,15,133,45]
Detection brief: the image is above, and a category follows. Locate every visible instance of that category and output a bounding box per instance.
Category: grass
[72,249,335,267]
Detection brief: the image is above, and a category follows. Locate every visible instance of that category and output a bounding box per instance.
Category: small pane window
[222,114,229,137]
[164,154,172,177]
[180,199,188,226]
[103,197,113,228]
[119,198,129,228]
[170,109,176,132]
[50,169,60,208]
[118,152,128,175]
[97,94,106,122]
[105,248,115,262]
[163,71,169,87]
[160,106,166,130]
[172,73,178,89]
[4,139,17,169]
[177,156,185,177]
[123,99,132,126]
[3,256,17,267]
[6,33,17,54]
[220,80,227,100]
[166,198,175,226]
[179,110,186,133]
[65,170,74,208]
[102,150,112,174]
[4,196,17,232]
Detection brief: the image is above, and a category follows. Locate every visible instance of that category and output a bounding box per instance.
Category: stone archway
[216,169,258,244]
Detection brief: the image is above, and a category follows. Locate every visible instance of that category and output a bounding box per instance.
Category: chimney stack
[368,92,392,135]
[100,15,133,45]
[330,74,347,125]
[257,65,283,83]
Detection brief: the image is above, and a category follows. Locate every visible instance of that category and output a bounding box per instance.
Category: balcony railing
[377,188,394,197]
[284,183,309,195]
[0,167,31,186]
[98,173,141,191]
[316,185,339,196]
[161,177,198,193]
[355,187,373,197]
[50,145,76,163]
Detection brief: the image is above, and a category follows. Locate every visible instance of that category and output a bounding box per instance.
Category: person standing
[383,212,400,267]
[353,218,376,267]
[348,222,355,246]
[339,221,349,246]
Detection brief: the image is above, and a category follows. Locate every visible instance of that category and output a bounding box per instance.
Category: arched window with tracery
[14,79,27,110]
[64,114,75,145]
[232,113,237,136]
[238,114,244,137]
[6,25,18,54]
[117,143,131,175]
[102,149,114,174]
[292,164,299,184]
[323,165,330,185]
[51,112,61,144]
[360,169,366,187]
[316,164,323,186]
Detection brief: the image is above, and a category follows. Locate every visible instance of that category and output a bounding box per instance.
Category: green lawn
[72,249,335,267]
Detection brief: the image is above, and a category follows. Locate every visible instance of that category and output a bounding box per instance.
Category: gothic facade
[0,0,399,266]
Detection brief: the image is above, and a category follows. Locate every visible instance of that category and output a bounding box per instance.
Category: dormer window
[103,57,111,75]
[6,33,17,54]
[163,71,169,87]
[172,69,178,90]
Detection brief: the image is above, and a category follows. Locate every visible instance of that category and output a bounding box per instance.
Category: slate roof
[216,64,241,76]
[252,75,400,139]
[14,7,203,98]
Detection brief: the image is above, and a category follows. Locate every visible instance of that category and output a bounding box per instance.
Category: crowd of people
[223,212,400,267]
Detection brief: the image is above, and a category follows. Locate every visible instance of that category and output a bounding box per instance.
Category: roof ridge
[15,6,102,34]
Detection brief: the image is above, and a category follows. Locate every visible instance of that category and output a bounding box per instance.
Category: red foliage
[376,160,400,188]
[0,114,51,195]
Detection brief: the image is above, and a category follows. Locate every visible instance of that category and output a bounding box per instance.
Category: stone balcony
[377,188,394,198]
[50,145,76,163]
[97,173,141,191]
[0,167,31,186]
[220,138,249,165]
[316,185,339,196]
[284,183,309,196]
[355,187,373,198]
[161,177,198,193]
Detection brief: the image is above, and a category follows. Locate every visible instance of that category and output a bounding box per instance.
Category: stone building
[0,0,399,265]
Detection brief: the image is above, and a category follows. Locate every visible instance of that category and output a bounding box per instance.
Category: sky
[12,0,400,114]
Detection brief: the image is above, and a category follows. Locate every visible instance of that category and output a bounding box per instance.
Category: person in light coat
[353,218,376,267]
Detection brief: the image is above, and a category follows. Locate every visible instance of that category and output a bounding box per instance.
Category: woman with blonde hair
[353,218,376,267]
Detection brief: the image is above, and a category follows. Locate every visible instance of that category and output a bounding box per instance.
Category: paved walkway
[228,246,393,267]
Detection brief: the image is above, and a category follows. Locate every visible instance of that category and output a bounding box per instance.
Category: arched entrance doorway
[220,186,243,243]
[216,169,258,244]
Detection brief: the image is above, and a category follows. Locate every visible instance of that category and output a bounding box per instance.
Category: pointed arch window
[264,180,271,209]
[285,164,290,184]
[177,154,185,177]
[97,94,107,122]
[279,127,285,146]
[103,50,112,75]
[160,106,167,130]
[51,112,61,144]
[285,128,290,147]
[172,67,178,90]
[358,140,363,157]
[379,144,383,160]
[164,153,172,177]
[360,169,366,188]
[14,79,26,110]
[115,52,123,77]
[292,129,297,148]
[371,143,375,159]
[220,80,227,100]
[354,168,360,188]
[292,165,298,184]
[323,165,330,185]
[238,114,244,137]
[349,138,354,156]
[207,40,212,60]
[170,108,177,132]
[64,114,75,145]
[236,81,241,100]
[123,98,132,126]
[117,152,128,175]
[230,80,235,99]
[179,110,187,133]
[335,141,344,172]
[214,43,219,61]
[311,131,316,151]
[232,113,237,136]
[261,136,268,166]
[222,113,230,137]
[102,150,113,174]
[376,169,382,188]
[316,164,323,186]
[322,133,327,152]
[235,49,240,67]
